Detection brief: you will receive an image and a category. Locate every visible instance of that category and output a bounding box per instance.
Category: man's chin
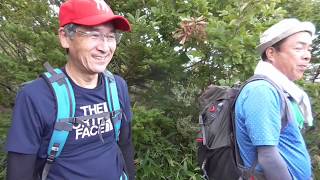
[293,74,304,81]
[92,64,109,72]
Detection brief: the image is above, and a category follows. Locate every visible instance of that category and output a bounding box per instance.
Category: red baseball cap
[59,0,131,31]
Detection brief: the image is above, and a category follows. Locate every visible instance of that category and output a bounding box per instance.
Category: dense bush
[0,111,11,179]
[0,0,319,179]
[302,82,320,178]
[132,106,201,179]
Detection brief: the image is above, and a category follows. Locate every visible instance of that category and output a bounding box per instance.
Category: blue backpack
[40,62,127,180]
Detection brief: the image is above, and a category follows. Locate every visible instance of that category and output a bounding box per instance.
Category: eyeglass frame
[74,29,123,44]
[62,23,123,44]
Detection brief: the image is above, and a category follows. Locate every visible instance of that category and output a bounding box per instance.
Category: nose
[303,50,311,62]
[96,41,109,54]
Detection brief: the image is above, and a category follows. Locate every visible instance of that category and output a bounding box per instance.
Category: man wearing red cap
[6,0,135,179]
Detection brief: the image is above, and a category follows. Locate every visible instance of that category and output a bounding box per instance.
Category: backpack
[40,62,127,180]
[196,75,290,180]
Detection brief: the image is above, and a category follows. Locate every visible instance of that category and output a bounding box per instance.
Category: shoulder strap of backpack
[232,74,290,179]
[41,62,76,180]
[103,70,122,142]
[103,71,128,179]
[43,62,76,159]
[246,74,289,127]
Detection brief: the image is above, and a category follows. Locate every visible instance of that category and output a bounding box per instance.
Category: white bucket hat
[257,18,316,55]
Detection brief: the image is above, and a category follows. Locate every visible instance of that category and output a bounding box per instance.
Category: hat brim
[257,22,315,55]
[72,15,131,32]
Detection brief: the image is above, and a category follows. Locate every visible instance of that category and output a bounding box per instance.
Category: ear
[265,47,277,63]
[59,27,70,49]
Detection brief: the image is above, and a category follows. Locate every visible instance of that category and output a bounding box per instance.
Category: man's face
[62,23,117,75]
[269,32,313,81]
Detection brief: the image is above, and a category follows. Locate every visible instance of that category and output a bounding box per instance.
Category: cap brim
[72,15,131,32]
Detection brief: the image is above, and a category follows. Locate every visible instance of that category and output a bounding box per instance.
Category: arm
[239,82,289,179]
[257,146,292,180]
[119,121,135,180]
[116,76,136,180]
[5,80,50,180]
[7,152,37,180]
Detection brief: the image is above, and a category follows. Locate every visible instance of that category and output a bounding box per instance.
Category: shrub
[132,105,201,179]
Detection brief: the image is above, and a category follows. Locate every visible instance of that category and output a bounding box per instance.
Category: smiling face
[265,31,313,81]
[60,23,117,75]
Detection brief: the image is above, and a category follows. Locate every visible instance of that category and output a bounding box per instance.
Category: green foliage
[300,82,320,178]
[0,0,65,107]
[1,0,320,179]
[132,106,201,179]
[305,127,320,179]
[184,0,287,88]
[303,83,320,122]
[0,110,11,179]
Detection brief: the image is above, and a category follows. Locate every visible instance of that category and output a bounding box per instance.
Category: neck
[65,62,99,89]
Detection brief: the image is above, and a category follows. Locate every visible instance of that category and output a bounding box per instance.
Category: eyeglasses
[75,29,122,44]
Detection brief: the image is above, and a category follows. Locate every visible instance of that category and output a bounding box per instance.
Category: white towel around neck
[254,60,313,126]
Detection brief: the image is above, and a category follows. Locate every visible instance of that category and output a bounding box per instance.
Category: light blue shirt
[235,80,311,180]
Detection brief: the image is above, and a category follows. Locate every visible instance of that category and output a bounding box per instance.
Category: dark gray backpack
[196,75,290,180]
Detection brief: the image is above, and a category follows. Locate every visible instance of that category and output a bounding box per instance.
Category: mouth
[297,65,309,71]
[92,55,106,61]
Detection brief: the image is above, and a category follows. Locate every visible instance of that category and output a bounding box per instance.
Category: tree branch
[0,82,14,92]
[0,32,18,59]
[311,65,320,83]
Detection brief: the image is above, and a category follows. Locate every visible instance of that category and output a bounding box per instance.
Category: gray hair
[63,24,78,39]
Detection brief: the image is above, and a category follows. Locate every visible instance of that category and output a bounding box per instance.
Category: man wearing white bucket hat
[235,18,315,179]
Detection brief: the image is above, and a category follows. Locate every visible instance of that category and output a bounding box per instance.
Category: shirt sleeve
[5,85,43,154]
[5,81,48,180]
[241,82,282,146]
[5,78,55,157]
